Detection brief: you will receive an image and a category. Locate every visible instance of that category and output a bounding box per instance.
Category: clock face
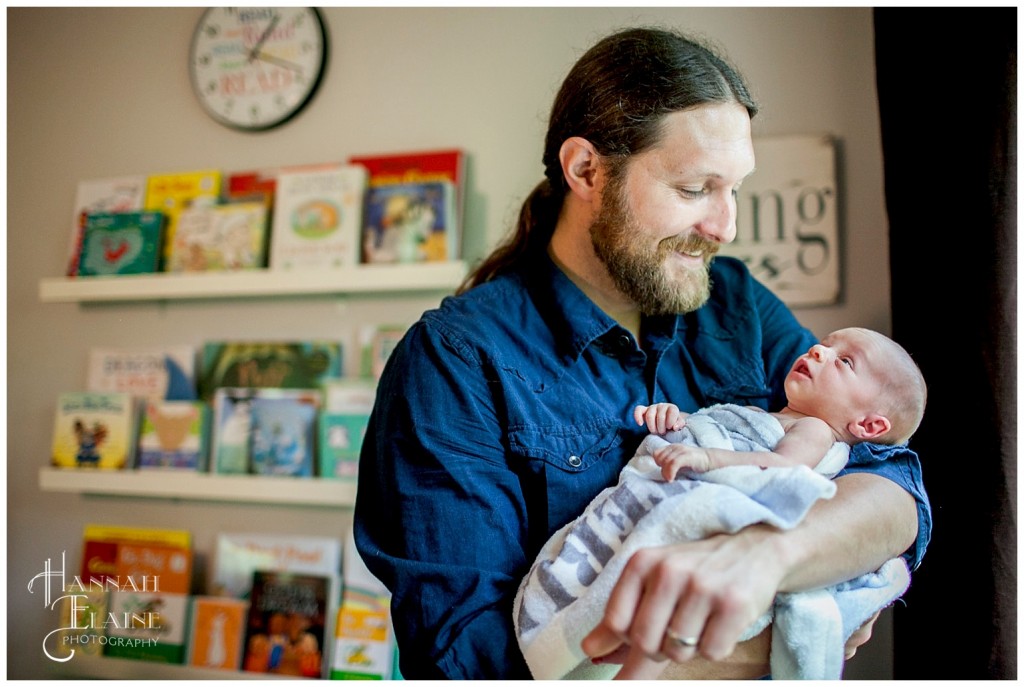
[190,7,327,131]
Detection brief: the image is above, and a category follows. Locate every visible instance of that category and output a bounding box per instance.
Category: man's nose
[695,191,737,244]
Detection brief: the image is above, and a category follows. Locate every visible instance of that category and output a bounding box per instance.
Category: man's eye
[679,187,706,199]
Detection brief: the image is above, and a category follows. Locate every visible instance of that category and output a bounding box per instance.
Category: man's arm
[580,471,917,677]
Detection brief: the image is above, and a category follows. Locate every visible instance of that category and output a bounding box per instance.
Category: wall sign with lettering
[721,135,840,307]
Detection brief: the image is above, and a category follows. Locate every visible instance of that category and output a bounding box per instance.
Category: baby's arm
[652,416,836,481]
[634,403,690,435]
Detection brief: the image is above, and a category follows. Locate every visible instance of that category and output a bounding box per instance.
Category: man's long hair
[458,27,758,294]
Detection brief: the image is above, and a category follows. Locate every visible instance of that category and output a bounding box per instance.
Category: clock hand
[254,51,304,73]
[247,13,280,63]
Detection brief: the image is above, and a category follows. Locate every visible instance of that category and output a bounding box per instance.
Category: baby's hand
[633,403,687,435]
[652,444,711,480]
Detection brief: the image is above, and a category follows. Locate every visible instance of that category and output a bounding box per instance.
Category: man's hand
[581,526,785,679]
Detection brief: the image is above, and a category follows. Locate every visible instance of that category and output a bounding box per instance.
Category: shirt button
[567,455,582,467]
[615,334,634,353]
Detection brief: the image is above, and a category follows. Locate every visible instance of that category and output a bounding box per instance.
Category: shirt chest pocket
[507,419,629,542]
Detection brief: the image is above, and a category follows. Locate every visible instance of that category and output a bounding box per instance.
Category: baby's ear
[848,414,892,441]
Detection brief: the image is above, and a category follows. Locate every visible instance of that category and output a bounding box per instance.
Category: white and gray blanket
[513,404,910,680]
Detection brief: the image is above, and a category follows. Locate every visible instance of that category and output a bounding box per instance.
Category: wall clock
[190,7,328,132]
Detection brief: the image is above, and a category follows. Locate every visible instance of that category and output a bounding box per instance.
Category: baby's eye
[840,357,853,368]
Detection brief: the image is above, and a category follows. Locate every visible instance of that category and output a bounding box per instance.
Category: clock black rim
[189,7,330,133]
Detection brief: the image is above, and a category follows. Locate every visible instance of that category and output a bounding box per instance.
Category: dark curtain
[874,8,1016,680]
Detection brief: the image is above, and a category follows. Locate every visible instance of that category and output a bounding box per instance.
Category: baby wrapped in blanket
[514,328,927,679]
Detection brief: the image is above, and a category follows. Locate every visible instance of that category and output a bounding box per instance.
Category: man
[354,27,929,679]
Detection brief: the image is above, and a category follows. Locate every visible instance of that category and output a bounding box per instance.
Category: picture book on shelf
[144,169,222,262]
[187,596,250,671]
[361,180,458,263]
[136,400,208,471]
[242,571,332,677]
[87,345,197,401]
[54,586,108,660]
[269,163,367,270]
[199,341,342,401]
[211,387,321,476]
[211,533,342,600]
[349,148,465,246]
[79,524,192,588]
[67,175,147,276]
[104,589,190,663]
[76,211,163,276]
[319,379,376,480]
[359,324,408,380]
[166,202,268,272]
[225,168,278,209]
[51,392,137,470]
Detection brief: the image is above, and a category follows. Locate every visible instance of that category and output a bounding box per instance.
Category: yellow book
[144,169,222,261]
[83,524,191,549]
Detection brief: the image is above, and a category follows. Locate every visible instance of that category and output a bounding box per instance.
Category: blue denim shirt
[354,254,930,680]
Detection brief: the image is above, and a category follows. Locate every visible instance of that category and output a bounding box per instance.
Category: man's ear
[558,137,604,201]
[848,414,892,441]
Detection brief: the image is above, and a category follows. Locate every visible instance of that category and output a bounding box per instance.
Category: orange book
[187,596,249,670]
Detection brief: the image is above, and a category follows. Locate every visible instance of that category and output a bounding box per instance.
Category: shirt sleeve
[353,318,533,679]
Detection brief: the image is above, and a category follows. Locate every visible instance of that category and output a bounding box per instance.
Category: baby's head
[785,327,926,445]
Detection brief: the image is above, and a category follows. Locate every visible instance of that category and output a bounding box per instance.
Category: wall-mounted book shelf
[38,468,356,508]
[38,261,468,303]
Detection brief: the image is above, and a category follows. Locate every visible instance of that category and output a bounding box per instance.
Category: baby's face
[784,328,893,433]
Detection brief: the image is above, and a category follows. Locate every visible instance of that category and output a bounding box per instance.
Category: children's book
[166,202,268,272]
[212,387,321,476]
[358,324,408,380]
[330,524,395,679]
[67,175,147,276]
[269,164,367,270]
[318,379,376,480]
[104,589,189,663]
[144,169,222,262]
[349,148,465,258]
[137,400,208,470]
[51,392,137,470]
[79,524,191,587]
[224,168,278,209]
[87,346,196,401]
[211,533,343,600]
[187,596,250,671]
[136,401,207,470]
[76,211,164,276]
[199,341,342,401]
[248,389,320,477]
[115,541,193,594]
[54,586,108,660]
[361,180,458,263]
[242,571,332,677]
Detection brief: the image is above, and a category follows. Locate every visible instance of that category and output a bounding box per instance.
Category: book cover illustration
[115,541,193,594]
[167,202,268,273]
[67,175,147,276]
[187,596,250,671]
[361,181,457,263]
[144,169,222,261]
[212,387,320,476]
[319,379,376,480]
[104,589,189,663]
[211,533,342,600]
[242,571,331,677]
[249,389,320,477]
[76,211,163,277]
[137,400,208,470]
[87,346,196,401]
[269,164,367,271]
[51,392,137,470]
[199,341,342,401]
[350,148,465,254]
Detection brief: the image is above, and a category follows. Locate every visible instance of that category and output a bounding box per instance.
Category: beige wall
[7,7,894,678]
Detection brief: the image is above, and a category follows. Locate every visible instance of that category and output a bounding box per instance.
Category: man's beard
[590,176,719,316]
